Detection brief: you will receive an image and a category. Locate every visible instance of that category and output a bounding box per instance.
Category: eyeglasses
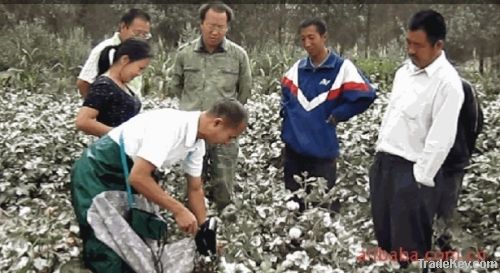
[132,30,152,40]
[204,23,228,33]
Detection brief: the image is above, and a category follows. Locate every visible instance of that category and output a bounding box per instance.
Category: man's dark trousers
[369,152,442,262]
[284,145,337,212]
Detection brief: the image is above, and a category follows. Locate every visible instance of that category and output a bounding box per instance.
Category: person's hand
[173,207,198,235]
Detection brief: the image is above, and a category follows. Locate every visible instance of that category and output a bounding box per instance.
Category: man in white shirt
[76,9,152,99]
[71,98,247,272]
[369,10,464,268]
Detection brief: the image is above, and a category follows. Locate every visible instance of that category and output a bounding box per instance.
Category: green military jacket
[169,37,252,111]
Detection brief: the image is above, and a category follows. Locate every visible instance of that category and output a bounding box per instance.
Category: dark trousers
[203,141,239,212]
[369,152,442,262]
[283,145,337,211]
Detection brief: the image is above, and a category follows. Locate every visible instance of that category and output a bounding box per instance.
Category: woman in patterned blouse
[75,38,152,137]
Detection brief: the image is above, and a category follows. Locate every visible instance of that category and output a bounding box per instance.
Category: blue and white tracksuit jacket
[281,52,376,159]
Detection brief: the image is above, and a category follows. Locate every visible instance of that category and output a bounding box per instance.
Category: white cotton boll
[12,257,29,271]
[19,207,31,217]
[220,257,236,273]
[286,200,300,211]
[323,232,338,245]
[69,246,80,257]
[322,212,332,227]
[289,227,302,239]
[69,224,79,234]
[235,264,252,273]
[312,264,334,273]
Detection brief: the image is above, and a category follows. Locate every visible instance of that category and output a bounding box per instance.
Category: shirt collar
[407,50,446,76]
[300,49,337,70]
[185,111,202,147]
[195,36,226,53]
[423,50,446,76]
[112,32,121,43]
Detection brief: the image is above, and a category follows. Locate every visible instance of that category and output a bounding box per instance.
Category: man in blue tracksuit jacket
[281,18,376,211]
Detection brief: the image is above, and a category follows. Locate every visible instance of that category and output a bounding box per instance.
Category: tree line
[0,4,499,74]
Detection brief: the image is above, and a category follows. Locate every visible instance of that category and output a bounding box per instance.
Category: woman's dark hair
[97,38,152,76]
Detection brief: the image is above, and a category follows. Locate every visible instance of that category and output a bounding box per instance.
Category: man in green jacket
[169,2,252,212]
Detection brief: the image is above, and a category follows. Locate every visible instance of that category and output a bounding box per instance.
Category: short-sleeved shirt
[108,109,205,177]
[83,76,141,127]
[169,37,252,111]
[78,32,143,97]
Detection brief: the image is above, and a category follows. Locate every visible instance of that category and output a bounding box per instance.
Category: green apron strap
[118,133,135,208]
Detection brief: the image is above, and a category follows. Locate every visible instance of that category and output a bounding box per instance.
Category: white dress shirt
[376,51,464,186]
[108,109,205,177]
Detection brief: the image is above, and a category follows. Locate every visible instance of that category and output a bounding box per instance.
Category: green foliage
[461,70,500,103]
[142,37,174,98]
[1,73,499,272]
[177,22,201,46]
[248,43,303,95]
[0,89,85,206]
[0,19,89,93]
[141,23,200,98]
[0,88,87,272]
[353,57,399,93]
[0,6,499,271]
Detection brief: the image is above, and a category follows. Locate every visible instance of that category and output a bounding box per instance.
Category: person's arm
[76,81,116,136]
[413,81,464,186]
[76,79,91,99]
[167,50,184,98]
[328,99,373,124]
[329,59,376,122]
[236,49,252,104]
[129,157,199,235]
[280,60,301,118]
[75,107,112,137]
[186,174,206,224]
[181,142,206,224]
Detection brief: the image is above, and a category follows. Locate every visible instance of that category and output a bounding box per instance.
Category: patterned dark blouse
[83,76,141,127]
